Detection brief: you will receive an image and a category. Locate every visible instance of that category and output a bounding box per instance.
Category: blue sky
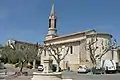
[0,0,120,44]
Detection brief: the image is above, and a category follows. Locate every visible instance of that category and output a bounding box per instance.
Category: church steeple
[51,3,55,15]
[46,0,57,40]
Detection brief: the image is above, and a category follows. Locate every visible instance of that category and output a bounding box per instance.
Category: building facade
[40,3,115,71]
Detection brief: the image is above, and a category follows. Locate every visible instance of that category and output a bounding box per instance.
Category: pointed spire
[46,0,57,40]
[50,0,55,15]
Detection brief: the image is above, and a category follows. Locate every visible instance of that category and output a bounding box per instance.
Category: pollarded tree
[86,33,117,68]
[42,43,71,72]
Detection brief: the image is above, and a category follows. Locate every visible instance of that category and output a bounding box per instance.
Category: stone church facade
[41,3,116,71]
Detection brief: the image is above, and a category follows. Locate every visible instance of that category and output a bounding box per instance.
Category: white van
[101,60,116,73]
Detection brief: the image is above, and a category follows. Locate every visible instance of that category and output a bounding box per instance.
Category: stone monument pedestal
[32,58,62,80]
[31,72,62,80]
[43,58,53,73]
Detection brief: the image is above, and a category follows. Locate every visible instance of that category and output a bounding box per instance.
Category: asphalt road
[62,71,120,80]
[4,64,120,80]
[6,71,120,80]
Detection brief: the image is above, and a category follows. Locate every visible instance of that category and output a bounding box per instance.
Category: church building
[40,3,120,71]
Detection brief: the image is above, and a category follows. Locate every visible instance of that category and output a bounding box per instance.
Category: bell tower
[46,0,57,40]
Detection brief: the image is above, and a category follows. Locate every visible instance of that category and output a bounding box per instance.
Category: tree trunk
[96,59,101,69]
[20,61,23,73]
[56,61,60,72]
[39,55,41,65]
[93,61,97,67]
[32,59,36,69]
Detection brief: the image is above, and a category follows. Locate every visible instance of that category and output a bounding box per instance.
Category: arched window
[44,50,46,56]
[70,46,73,54]
[54,19,56,28]
[49,19,51,28]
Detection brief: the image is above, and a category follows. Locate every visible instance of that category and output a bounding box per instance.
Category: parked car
[77,65,90,73]
[101,60,117,74]
[116,66,120,73]
[92,67,105,74]
[38,65,44,72]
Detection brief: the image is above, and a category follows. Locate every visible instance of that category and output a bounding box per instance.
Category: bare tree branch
[88,39,98,46]
[99,47,111,59]
[88,45,96,65]
[49,44,58,55]
[60,46,70,61]
[93,47,98,56]
[43,43,71,72]
[47,49,58,62]
[59,47,64,53]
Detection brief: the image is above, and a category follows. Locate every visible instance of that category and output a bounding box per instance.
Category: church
[40,3,120,71]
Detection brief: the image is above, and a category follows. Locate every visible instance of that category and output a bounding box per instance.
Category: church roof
[86,32,112,37]
[45,29,112,42]
[45,29,95,42]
